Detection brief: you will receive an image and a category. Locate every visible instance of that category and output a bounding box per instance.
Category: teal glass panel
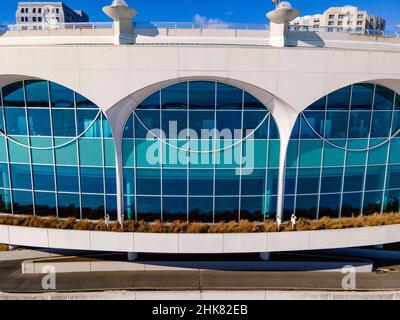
[216,139,239,168]
[54,138,77,165]
[0,137,7,162]
[50,82,74,108]
[124,195,135,220]
[321,167,343,193]
[123,168,135,195]
[346,139,368,165]
[299,140,322,167]
[268,140,280,168]
[136,196,161,221]
[374,85,395,110]
[163,197,188,222]
[368,140,388,165]
[286,140,298,168]
[363,191,383,215]
[302,111,324,138]
[31,138,54,164]
[387,165,400,189]
[295,195,318,219]
[327,86,351,110]
[102,117,113,138]
[217,83,243,110]
[77,109,102,138]
[52,109,75,137]
[371,112,391,138]
[2,81,25,107]
[122,139,134,167]
[75,93,97,109]
[28,109,51,136]
[384,190,400,213]
[135,110,160,138]
[12,190,33,215]
[297,168,320,194]
[25,80,49,107]
[135,139,161,168]
[319,193,341,218]
[57,193,80,219]
[392,112,400,134]
[5,108,27,135]
[188,140,213,168]
[251,140,268,168]
[341,192,362,217]
[323,140,345,166]
[189,81,215,109]
[163,140,189,168]
[0,163,9,188]
[34,192,56,216]
[8,137,29,163]
[79,139,102,166]
[325,112,348,138]
[266,169,278,195]
[243,110,269,139]
[349,111,371,138]
[104,139,115,167]
[0,189,12,214]
[351,83,374,110]
[123,114,134,139]
[264,195,277,220]
[365,165,386,191]
[161,83,187,109]
[343,166,365,192]
[389,138,400,163]
[81,194,105,220]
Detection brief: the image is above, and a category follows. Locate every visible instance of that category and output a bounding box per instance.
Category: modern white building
[0,1,399,256]
[290,5,386,34]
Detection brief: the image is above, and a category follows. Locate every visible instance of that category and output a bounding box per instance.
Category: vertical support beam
[276,135,290,222]
[115,138,125,225]
[269,22,289,48]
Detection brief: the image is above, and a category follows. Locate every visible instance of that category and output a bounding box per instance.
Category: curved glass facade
[122,81,280,222]
[284,84,400,220]
[0,80,117,220]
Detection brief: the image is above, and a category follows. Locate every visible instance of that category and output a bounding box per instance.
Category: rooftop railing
[0,22,113,32]
[133,21,270,30]
[288,25,400,38]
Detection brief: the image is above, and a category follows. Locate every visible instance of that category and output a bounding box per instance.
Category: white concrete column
[115,143,125,225]
[127,252,138,261]
[259,252,271,261]
[269,22,289,48]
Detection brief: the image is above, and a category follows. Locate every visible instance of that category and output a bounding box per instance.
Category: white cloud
[193,14,229,28]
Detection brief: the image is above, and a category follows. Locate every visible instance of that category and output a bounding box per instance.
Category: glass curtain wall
[122,81,280,223]
[0,80,117,220]
[284,83,400,220]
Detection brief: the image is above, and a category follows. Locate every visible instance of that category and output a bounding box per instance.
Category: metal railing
[0,22,113,32]
[288,25,400,38]
[133,21,270,30]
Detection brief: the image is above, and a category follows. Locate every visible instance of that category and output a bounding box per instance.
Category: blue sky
[1,0,399,30]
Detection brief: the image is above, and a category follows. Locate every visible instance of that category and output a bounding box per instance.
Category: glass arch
[122,81,280,222]
[284,83,400,220]
[0,80,117,220]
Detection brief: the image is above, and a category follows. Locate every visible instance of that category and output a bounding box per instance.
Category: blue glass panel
[106,195,118,220]
[283,195,295,221]
[299,140,322,167]
[368,140,388,165]
[2,82,25,107]
[351,84,374,110]
[0,164,9,188]
[290,118,300,139]
[136,196,161,221]
[395,94,400,111]
[52,109,76,137]
[163,197,187,221]
[266,169,278,195]
[215,169,240,196]
[33,165,55,191]
[162,110,187,138]
[77,109,102,138]
[216,111,242,132]
[346,139,368,165]
[189,197,213,222]
[268,140,280,167]
[0,108,4,132]
[123,114,134,138]
[0,189,12,214]
[387,165,400,189]
[284,168,296,195]
[389,138,400,163]
[299,116,317,139]
[244,91,266,110]
[269,119,279,139]
[34,192,56,216]
[392,112,400,134]
[75,93,97,109]
[10,164,31,189]
[25,80,49,107]
[343,166,365,192]
[365,165,386,191]
[124,195,135,220]
[286,141,298,168]
[137,91,160,109]
[56,166,79,192]
[0,137,6,162]
[371,112,391,138]
[82,194,104,220]
[28,109,51,136]
[215,197,239,222]
[135,110,160,138]
[363,191,383,215]
[189,110,215,136]
[163,169,187,196]
[161,83,187,109]
[302,111,324,138]
[295,195,318,219]
[327,86,351,110]
[349,111,371,138]
[50,82,74,108]
[384,190,400,213]
[243,111,269,139]
[217,83,243,110]
[321,167,343,193]
[264,195,277,220]
[80,167,104,194]
[123,168,135,195]
[341,192,362,217]
[374,85,395,110]
[5,108,27,135]
[105,168,117,194]
[308,96,326,110]
[297,168,320,194]
[325,111,348,138]
[136,169,161,195]
[189,81,215,109]
[319,193,341,218]
[189,169,213,196]
[57,193,80,218]
[241,169,266,196]
[240,196,264,221]
[12,190,33,215]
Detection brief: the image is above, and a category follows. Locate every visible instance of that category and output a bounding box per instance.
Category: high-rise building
[290,5,385,34]
[16,2,89,27]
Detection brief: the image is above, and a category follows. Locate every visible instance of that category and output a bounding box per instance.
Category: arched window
[122,81,280,223]
[0,80,117,220]
[284,83,400,220]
